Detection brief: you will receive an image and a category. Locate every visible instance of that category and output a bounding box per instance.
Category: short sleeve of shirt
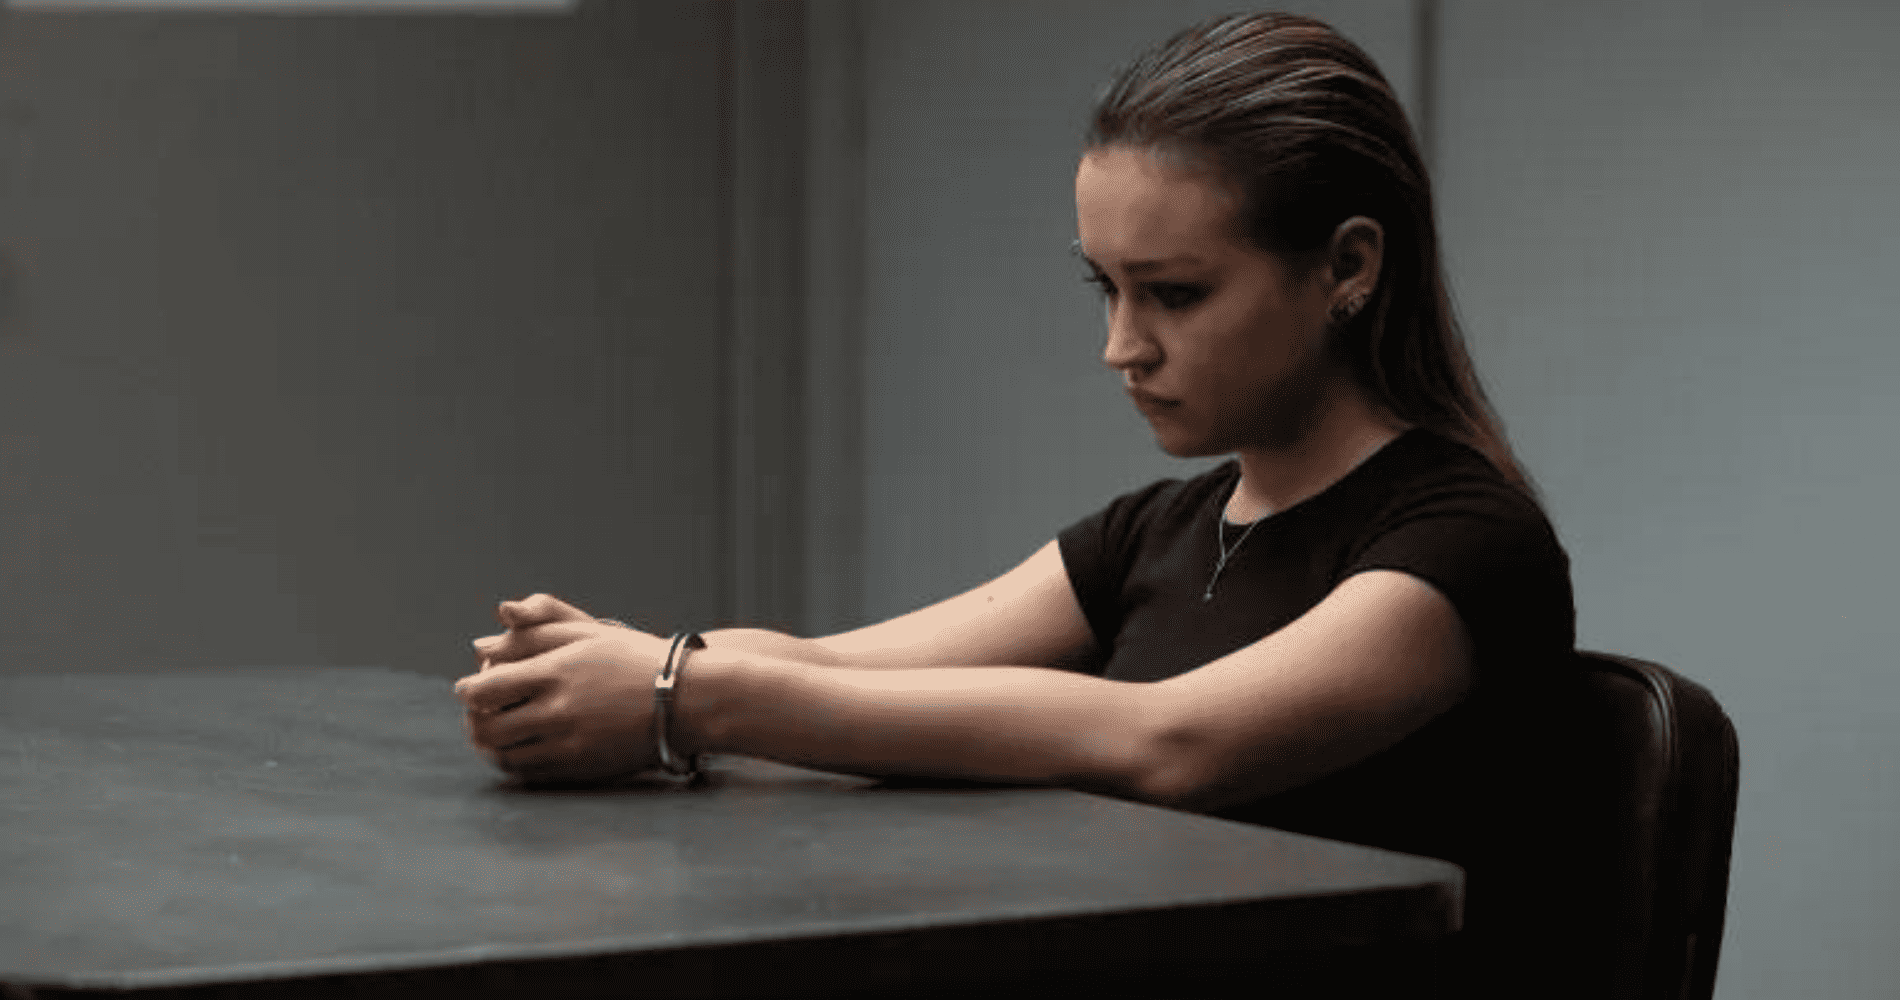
[1345,477,1574,683]
[1058,475,1192,663]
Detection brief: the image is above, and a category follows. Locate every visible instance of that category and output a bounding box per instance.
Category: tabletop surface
[0,668,1461,993]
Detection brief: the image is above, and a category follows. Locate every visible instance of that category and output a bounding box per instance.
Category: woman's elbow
[1123,720,1238,813]
[1123,713,1315,815]
[1090,689,1270,813]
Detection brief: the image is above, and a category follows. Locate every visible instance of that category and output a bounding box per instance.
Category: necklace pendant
[1202,589,1214,603]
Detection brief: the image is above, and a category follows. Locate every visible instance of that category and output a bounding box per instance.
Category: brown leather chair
[1563,650,1740,1000]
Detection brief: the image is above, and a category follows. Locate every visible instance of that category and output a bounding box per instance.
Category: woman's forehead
[1075,147,1239,260]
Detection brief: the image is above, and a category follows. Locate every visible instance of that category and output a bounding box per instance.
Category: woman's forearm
[674,649,1162,801]
[701,628,854,668]
[701,627,969,671]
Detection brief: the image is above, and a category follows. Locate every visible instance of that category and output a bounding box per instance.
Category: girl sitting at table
[455,11,1577,995]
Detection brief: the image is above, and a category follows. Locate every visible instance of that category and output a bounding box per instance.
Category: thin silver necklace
[1200,432,1407,602]
[1204,479,1266,602]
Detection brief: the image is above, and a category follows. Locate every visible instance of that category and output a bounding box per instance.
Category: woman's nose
[1101,299,1157,374]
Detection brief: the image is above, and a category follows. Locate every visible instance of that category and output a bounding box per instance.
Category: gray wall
[1436,3,1900,995]
[0,2,735,675]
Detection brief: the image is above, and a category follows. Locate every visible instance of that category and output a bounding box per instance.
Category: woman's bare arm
[703,539,1097,671]
[673,569,1474,812]
[476,540,1093,673]
[678,656,1154,798]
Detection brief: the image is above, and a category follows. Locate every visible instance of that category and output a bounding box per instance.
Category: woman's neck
[1226,387,1410,524]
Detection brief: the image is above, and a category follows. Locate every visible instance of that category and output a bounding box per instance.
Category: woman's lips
[1127,388,1180,412]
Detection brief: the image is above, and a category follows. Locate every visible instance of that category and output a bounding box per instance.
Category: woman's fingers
[455,627,666,785]
[459,688,565,751]
[497,593,594,630]
[455,663,552,717]
[473,621,599,666]
[475,594,609,669]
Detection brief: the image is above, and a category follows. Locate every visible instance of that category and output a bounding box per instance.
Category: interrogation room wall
[1434,3,1900,996]
[0,2,736,676]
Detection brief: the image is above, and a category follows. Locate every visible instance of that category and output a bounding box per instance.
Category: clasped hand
[453,594,673,785]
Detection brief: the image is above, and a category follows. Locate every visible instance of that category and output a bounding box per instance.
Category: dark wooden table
[0,668,1462,998]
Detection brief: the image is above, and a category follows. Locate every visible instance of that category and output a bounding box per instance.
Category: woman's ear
[1328,215,1385,301]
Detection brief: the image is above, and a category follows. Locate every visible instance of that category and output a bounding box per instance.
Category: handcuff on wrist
[598,618,703,783]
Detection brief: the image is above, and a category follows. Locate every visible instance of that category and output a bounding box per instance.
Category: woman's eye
[1082,274,1206,311]
[1151,284,1208,310]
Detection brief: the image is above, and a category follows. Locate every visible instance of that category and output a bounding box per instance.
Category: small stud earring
[1329,293,1368,327]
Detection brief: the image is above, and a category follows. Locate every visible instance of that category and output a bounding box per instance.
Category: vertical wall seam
[800,0,866,637]
[729,0,809,634]
[714,0,737,629]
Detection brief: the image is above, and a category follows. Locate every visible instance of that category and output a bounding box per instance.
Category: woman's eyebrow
[1070,243,1206,274]
[1118,256,1204,274]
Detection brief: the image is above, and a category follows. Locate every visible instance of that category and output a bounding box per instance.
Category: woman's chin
[1150,426,1221,459]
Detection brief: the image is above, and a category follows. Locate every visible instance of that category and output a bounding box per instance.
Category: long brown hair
[1086,12,1531,492]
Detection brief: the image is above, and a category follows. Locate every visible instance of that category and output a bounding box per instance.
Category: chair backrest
[1565,651,1740,1000]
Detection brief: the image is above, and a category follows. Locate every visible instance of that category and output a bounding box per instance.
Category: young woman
[455,12,1577,992]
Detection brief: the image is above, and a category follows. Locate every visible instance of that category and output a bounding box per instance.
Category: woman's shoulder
[1348,429,1576,658]
[1345,428,1572,601]
[1371,428,1553,525]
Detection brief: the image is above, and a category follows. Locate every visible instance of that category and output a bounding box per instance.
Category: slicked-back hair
[1087,12,1531,492]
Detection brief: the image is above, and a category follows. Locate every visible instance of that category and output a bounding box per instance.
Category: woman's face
[1074,145,1344,456]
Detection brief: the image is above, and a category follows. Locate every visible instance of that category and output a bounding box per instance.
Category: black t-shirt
[1057,428,1577,975]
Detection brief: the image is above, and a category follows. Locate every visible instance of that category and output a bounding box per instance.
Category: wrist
[649,633,707,777]
[667,643,736,761]
[669,646,802,763]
